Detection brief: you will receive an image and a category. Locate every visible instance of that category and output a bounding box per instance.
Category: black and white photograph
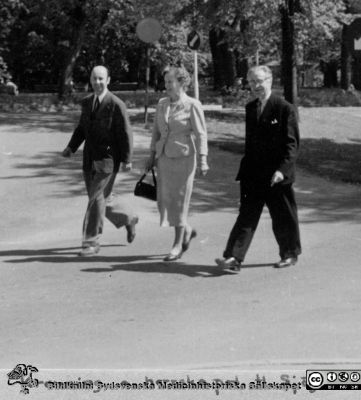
[1,0,361,398]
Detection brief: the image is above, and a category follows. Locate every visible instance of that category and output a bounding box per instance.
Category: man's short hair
[91,65,110,78]
[247,65,272,79]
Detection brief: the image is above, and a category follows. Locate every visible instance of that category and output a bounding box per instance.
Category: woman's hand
[144,152,156,172]
[199,155,209,176]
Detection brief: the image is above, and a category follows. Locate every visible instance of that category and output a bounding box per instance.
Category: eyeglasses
[248,76,271,85]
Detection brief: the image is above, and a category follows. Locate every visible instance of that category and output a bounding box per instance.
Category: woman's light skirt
[157,153,196,227]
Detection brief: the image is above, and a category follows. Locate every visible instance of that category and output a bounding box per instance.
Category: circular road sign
[347,18,361,56]
[187,30,201,50]
[136,18,162,43]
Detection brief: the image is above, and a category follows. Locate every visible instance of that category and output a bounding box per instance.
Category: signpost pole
[136,18,162,125]
[144,45,150,124]
[187,30,201,100]
[194,50,199,100]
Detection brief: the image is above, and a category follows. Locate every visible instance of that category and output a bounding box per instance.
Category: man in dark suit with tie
[216,65,301,270]
[62,65,138,256]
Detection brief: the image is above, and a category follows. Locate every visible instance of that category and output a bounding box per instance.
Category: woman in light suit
[145,67,209,261]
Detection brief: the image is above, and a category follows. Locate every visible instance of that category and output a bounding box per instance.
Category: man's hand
[62,146,72,158]
[271,170,284,186]
[121,162,132,172]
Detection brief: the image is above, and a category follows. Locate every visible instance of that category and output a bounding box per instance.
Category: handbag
[134,168,157,201]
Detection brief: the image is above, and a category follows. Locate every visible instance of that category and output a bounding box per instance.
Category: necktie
[256,99,262,121]
[93,97,100,113]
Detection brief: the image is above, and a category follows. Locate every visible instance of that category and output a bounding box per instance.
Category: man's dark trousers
[223,183,301,262]
[82,171,133,247]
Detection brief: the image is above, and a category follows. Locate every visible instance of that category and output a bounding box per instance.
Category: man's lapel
[97,91,112,114]
[87,95,95,112]
[259,93,275,122]
[249,99,259,126]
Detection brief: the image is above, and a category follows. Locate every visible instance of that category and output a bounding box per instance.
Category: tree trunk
[280,0,298,111]
[341,23,352,89]
[320,59,338,87]
[219,39,236,89]
[126,49,143,82]
[235,52,249,86]
[58,2,87,99]
[352,57,361,90]
[209,27,224,90]
[58,33,86,99]
[209,27,236,91]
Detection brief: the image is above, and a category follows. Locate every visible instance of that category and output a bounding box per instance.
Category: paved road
[1,110,361,399]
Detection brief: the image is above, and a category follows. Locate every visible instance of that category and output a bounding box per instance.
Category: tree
[177,0,252,90]
[4,0,135,96]
[341,0,361,89]
[280,0,299,105]
[42,0,135,98]
[0,0,24,80]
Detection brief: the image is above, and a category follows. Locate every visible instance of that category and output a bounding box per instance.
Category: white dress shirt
[93,89,108,109]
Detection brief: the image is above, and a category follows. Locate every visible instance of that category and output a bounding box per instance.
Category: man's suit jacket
[236,93,300,188]
[150,94,208,159]
[67,91,133,173]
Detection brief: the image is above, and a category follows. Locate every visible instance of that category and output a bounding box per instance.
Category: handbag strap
[150,168,157,185]
[139,168,156,185]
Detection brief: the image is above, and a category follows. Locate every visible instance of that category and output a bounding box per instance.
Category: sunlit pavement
[1,110,361,399]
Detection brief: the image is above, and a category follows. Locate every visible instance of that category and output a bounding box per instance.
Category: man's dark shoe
[126,217,138,243]
[274,257,298,268]
[215,257,241,272]
[78,245,100,256]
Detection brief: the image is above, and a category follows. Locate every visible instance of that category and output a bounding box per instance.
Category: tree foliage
[0,0,356,93]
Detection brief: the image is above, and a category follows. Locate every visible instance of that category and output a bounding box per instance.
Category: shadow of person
[1,246,277,275]
[81,261,244,278]
[241,263,275,269]
[0,246,164,265]
[0,246,90,258]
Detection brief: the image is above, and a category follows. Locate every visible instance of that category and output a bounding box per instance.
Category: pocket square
[271,119,278,125]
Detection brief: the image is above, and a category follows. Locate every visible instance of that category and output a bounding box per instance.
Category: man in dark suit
[216,65,301,270]
[62,65,138,256]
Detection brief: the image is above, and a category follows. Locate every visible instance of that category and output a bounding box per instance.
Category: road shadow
[1,147,152,198]
[0,110,155,133]
[298,138,361,185]
[0,112,79,133]
[204,109,245,123]
[2,112,361,223]
[0,246,274,276]
[241,263,275,269]
[0,246,164,265]
[81,261,238,278]
[348,138,361,144]
[208,137,361,223]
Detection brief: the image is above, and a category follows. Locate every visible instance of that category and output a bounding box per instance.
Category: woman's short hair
[163,66,191,90]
